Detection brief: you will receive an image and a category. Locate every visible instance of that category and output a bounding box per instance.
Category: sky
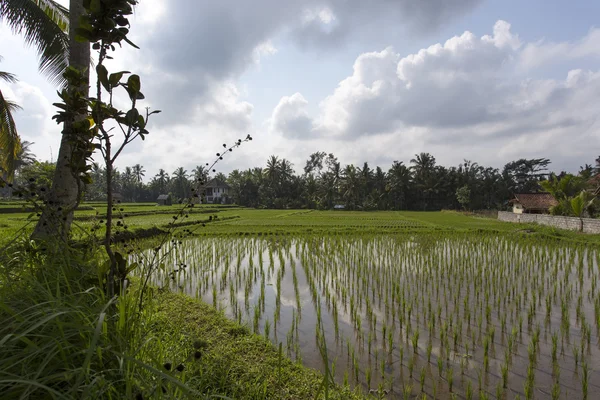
[1,0,599,181]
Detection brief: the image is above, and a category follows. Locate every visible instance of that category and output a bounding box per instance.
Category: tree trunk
[32,0,90,240]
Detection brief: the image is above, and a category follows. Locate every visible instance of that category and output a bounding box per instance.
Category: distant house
[510,193,557,214]
[199,179,231,204]
[112,193,124,203]
[156,194,172,206]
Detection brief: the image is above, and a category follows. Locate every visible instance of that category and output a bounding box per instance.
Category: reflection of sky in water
[134,236,600,399]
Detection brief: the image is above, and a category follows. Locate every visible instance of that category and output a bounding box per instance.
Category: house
[156,194,172,206]
[510,193,557,214]
[112,193,124,203]
[199,179,231,204]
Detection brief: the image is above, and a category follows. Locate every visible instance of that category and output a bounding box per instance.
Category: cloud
[291,0,482,48]
[269,93,314,139]
[519,27,600,70]
[268,20,600,172]
[122,0,481,124]
[96,0,481,175]
[0,80,61,161]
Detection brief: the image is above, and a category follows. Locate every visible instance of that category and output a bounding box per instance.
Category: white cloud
[519,27,600,70]
[0,80,61,161]
[252,41,278,65]
[268,20,600,171]
[269,93,314,139]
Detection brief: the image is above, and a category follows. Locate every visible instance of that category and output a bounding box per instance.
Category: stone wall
[497,211,600,234]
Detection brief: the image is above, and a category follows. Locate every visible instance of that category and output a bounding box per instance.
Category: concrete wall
[498,211,600,234]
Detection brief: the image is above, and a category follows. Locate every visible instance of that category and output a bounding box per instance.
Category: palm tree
[13,140,36,171]
[192,165,208,185]
[172,167,189,199]
[154,169,169,191]
[341,164,360,209]
[132,164,145,183]
[410,153,436,178]
[0,60,21,181]
[33,0,91,239]
[410,153,438,210]
[388,161,411,209]
[0,0,70,86]
[264,155,280,183]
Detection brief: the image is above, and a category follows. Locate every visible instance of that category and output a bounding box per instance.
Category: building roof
[203,178,230,189]
[157,194,171,200]
[511,193,558,210]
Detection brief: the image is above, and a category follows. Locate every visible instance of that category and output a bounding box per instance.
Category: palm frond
[0,89,22,181]
[0,0,69,87]
[0,71,19,84]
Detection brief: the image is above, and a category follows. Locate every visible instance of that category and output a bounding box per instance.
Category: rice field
[138,232,600,399]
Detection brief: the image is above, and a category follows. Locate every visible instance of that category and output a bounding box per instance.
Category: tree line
[8,150,599,212]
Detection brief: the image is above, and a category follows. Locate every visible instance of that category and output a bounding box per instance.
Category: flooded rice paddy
[140,234,600,399]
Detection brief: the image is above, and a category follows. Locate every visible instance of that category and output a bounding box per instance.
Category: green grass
[2,205,600,247]
[151,290,366,399]
[2,203,600,399]
[0,240,365,399]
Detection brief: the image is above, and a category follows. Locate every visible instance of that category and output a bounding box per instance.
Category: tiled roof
[157,194,170,200]
[204,178,230,189]
[512,193,558,210]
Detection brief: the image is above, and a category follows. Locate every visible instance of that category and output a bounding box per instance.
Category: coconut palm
[132,164,145,183]
[388,161,411,210]
[0,0,69,86]
[13,140,36,170]
[33,0,91,239]
[154,169,169,189]
[172,167,189,199]
[192,165,208,185]
[0,61,21,180]
[263,155,280,183]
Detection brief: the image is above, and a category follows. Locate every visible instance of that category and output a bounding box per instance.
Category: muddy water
[139,235,600,399]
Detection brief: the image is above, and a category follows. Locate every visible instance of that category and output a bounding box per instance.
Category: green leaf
[109,71,130,86]
[126,108,140,124]
[123,37,140,49]
[90,0,102,13]
[127,75,141,93]
[81,175,93,185]
[96,65,110,92]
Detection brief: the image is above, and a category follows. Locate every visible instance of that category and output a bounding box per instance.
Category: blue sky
[1,0,599,180]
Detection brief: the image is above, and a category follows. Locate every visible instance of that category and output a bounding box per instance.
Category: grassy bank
[149,289,366,399]
[0,241,368,399]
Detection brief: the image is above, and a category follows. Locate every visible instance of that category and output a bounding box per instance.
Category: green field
[3,203,600,399]
[2,203,598,246]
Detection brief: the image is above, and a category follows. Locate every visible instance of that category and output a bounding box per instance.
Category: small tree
[456,185,471,211]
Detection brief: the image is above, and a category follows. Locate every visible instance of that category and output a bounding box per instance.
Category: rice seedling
[447,367,454,393]
[139,232,600,399]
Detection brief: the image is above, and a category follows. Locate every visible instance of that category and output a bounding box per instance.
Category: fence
[497,211,600,234]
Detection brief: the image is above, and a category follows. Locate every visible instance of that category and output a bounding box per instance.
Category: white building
[200,178,231,204]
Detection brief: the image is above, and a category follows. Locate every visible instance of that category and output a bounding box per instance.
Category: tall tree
[171,167,189,199]
[388,161,411,210]
[132,163,145,183]
[33,0,90,239]
[411,153,439,210]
